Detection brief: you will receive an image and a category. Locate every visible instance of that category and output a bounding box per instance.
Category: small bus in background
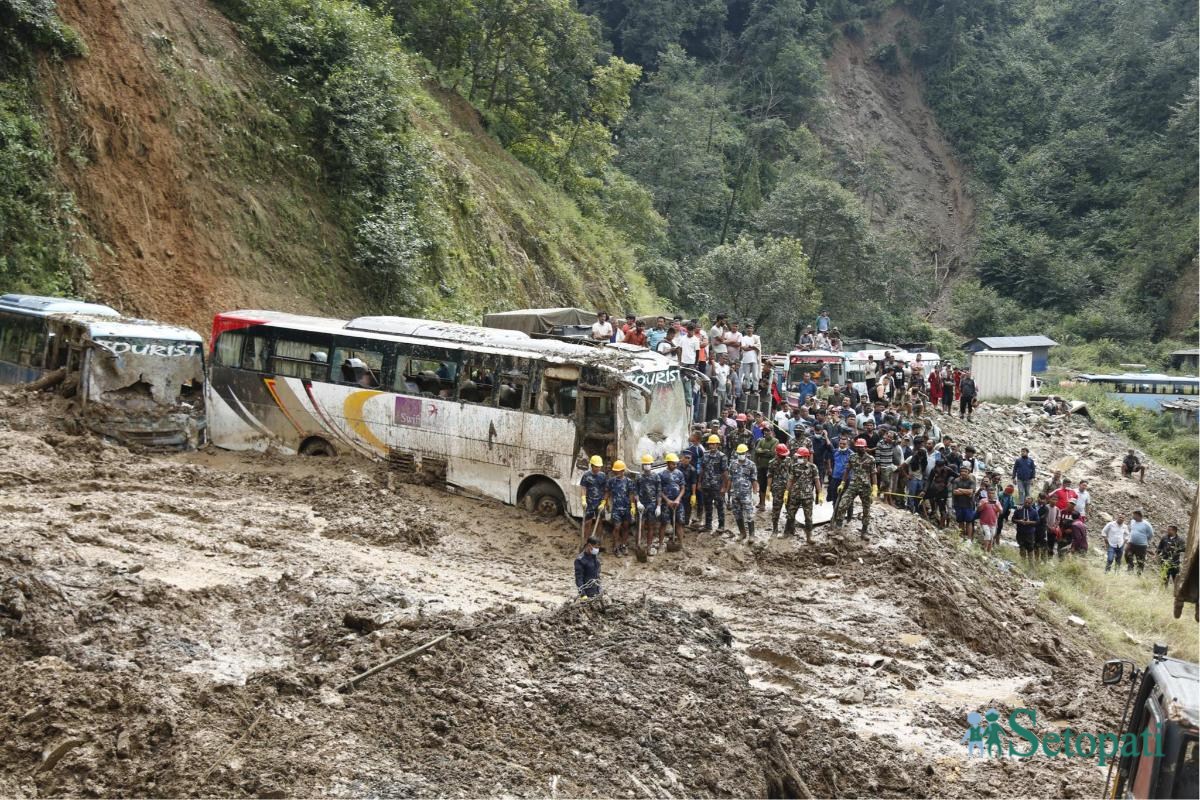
[206,311,690,517]
[781,350,850,407]
[0,294,206,449]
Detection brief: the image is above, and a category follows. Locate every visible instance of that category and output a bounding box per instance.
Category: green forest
[2,0,1197,357]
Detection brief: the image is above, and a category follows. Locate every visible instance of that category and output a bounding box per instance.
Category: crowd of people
[575,311,1188,598]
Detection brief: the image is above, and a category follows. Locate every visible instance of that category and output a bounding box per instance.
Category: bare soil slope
[822,8,976,314]
[2,394,1188,796]
[41,0,359,337]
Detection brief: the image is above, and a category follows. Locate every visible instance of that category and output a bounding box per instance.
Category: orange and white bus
[206,311,689,516]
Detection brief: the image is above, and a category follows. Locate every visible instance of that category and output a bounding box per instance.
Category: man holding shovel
[604,461,635,556]
[635,455,661,554]
[579,455,607,546]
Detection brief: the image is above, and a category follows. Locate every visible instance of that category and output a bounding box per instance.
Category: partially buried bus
[206,311,690,516]
[0,294,206,449]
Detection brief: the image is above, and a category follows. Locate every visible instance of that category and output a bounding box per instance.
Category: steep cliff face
[24,0,645,336]
[820,7,976,315]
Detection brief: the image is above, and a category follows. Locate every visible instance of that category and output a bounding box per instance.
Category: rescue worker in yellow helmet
[580,454,606,532]
[700,434,729,533]
[603,460,635,556]
[635,453,660,548]
[728,443,759,540]
[658,453,685,549]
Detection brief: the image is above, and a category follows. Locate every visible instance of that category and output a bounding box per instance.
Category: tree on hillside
[755,172,870,287]
[691,234,818,350]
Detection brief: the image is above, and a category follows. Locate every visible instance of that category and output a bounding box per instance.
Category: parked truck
[969,350,1034,401]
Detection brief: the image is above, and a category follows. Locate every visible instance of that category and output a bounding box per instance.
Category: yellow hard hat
[589,455,603,467]
[736,443,749,454]
[641,454,654,464]
[612,460,626,472]
[664,453,679,463]
[706,434,720,444]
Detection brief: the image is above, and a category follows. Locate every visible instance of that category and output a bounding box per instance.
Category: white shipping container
[970,350,1033,400]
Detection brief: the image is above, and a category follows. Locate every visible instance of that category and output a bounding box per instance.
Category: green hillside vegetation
[1,0,1195,350]
[0,0,85,295]
[915,0,1199,342]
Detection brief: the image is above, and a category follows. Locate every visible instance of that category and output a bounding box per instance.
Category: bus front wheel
[299,437,335,457]
[523,481,564,519]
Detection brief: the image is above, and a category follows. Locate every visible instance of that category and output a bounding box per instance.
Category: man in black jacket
[574,537,602,598]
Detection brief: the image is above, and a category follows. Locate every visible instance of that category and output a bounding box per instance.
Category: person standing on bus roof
[646,317,668,351]
[603,461,635,556]
[580,455,607,533]
[591,312,613,342]
[816,311,831,333]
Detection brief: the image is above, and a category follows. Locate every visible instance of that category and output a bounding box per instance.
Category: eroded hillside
[821,7,976,314]
[23,0,646,336]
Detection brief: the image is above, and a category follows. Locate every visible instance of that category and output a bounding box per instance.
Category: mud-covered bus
[0,294,206,449]
[206,311,690,516]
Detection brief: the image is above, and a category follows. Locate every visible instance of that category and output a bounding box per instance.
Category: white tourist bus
[206,310,690,516]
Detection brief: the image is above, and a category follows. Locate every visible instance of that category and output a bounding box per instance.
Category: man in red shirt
[1049,478,1078,512]
[623,320,647,347]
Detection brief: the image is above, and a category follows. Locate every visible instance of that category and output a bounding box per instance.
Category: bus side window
[497,357,529,410]
[539,365,579,416]
[242,336,269,372]
[390,355,420,394]
[333,346,383,388]
[407,357,457,398]
[459,357,496,405]
[215,332,245,367]
[271,338,330,381]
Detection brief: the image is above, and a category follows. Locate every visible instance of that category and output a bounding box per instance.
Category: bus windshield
[622,371,688,464]
[788,360,843,389]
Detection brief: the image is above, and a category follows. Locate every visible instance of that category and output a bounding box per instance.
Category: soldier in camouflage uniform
[700,434,729,532]
[727,413,754,458]
[766,443,792,535]
[785,446,820,541]
[833,437,877,538]
[729,443,760,539]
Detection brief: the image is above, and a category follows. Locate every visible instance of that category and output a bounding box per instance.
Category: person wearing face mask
[574,536,602,598]
[728,443,759,540]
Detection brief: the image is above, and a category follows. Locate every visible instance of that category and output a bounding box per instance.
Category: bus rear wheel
[523,481,564,519]
[299,437,335,457]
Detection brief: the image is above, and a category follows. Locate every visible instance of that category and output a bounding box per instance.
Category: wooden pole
[337,632,453,693]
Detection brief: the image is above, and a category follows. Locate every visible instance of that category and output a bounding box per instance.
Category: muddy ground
[0,392,1192,798]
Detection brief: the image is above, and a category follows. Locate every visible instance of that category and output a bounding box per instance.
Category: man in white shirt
[591,312,613,342]
[679,322,700,366]
[1073,480,1092,518]
[712,354,731,411]
[774,406,791,443]
[739,323,761,395]
[656,327,680,359]
[1102,513,1129,573]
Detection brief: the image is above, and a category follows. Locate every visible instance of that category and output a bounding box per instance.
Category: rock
[676,645,698,660]
[38,738,85,772]
[823,572,841,580]
[1067,615,1087,627]
[115,729,130,759]
[877,763,912,790]
[838,686,865,704]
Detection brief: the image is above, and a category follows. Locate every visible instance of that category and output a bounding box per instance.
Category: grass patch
[1017,554,1197,663]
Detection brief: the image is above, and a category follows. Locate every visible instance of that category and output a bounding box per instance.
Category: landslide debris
[0,393,1192,797]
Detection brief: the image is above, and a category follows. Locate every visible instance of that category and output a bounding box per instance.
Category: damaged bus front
[71,318,206,448]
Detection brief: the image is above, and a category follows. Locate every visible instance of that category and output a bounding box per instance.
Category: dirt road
[0,393,1179,797]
